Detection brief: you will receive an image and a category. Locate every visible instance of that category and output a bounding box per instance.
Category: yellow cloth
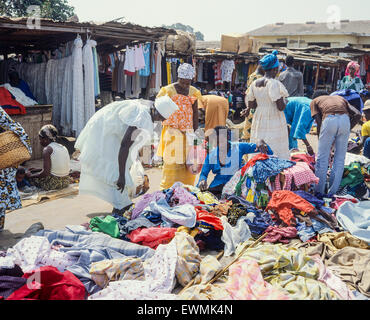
[237,242,340,300]
[156,85,202,189]
[177,226,200,237]
[361,120,370,137]
[317,232,369,255]
[89,257,145,288]
[157,83,202,101]
[198,95,229,134]
[166,62,172,85]
[157,125,196,189]
[184,185,220,205]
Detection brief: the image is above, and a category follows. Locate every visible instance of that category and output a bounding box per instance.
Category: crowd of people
[0,51,370,300]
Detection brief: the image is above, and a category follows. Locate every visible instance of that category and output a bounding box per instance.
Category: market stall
[0,16,175,158]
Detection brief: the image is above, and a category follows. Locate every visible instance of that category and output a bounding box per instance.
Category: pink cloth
[262,226,297,244]
[330,197,359,210]
[225,259,290,300]
[311,255,355,300]
[283,162,319,190]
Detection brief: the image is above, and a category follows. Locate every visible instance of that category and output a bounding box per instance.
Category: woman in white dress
[75,98,178,214]
[241,50,290,159]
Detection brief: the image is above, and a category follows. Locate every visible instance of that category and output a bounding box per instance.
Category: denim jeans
[363,137,370,159]
[315,114,350,196]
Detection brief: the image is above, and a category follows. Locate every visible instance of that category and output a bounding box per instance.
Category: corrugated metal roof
[248,20,370,37]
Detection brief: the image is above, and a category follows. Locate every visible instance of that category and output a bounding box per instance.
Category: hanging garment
[92,46,100,97]
[60,55,73,135]
[139,43,151,77]
[72,36,85,137]
[214,61,222,86]
[134,44,146,71]
[82,39,97,130]
[220,60,235,83]
[124,46,135,75]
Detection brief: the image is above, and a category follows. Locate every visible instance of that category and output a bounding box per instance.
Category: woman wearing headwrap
[198,95,229,135]
[241,50,290,159]
[156,63,203,189]
[339,61,365,92]
[26,124,71,191]
[75,99,178,214]
[0,107,32,231]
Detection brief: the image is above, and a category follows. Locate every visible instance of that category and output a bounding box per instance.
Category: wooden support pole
[314,63,320,90]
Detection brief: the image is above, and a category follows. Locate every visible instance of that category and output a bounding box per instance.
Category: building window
[307,42,331,47]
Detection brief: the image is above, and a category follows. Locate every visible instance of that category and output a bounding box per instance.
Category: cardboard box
[238,36,253,54]
[251,39,263,53]
[221,34,243,53]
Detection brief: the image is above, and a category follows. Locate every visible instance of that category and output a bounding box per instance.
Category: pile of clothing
[0,152,369,300]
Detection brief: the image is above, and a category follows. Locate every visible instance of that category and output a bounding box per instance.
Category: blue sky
[68,0,370,40]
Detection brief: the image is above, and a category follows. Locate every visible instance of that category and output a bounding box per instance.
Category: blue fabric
[139,43,151,77]
[284,97,313,149]
[296,221,316,242]
[140,198,197,228]
[17,79,36,101]
[252,157,295,184]
[244,213,270,236]
[259,50,280,71]
[293,191,325,209]
[315,114,350,196]
[198,142,273,189]
[331,89,364,113]
[195,230,224,251]
[336,201,370,244]
[36,226,155,294]
[364,137,370,159]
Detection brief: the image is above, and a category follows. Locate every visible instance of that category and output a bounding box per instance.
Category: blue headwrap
[259,50,280,71]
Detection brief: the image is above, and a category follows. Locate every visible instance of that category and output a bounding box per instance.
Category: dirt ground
[0,132,322,251]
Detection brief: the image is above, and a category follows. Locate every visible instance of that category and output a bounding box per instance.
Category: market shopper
[156,63,203,190]
[75,98,178,214]
[241,50,290,159]
[197,126,272,199]
[278,55,304,97]
[310,91,362,196]
[339,61,365,92]
[242,65,265,142]
[359,100,370,158]
[26,125,71,191]
[284,97,314,154]
[198,95,229,135]
[0,107,32,231]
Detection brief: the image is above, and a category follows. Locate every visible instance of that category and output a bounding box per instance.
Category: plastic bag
[128,160,148,198]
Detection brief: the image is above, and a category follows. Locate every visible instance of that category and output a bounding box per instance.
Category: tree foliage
[0,0,75,22]
[162,23,205,41]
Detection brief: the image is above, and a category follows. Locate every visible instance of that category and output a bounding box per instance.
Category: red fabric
[126,227,177,249]
[195,207,224,231]
[290,153,315,172]
[6,266,86,300]
[266,191,315,226]
[262,226,297,244]
[0,87,26,115]
[241,153,269,176]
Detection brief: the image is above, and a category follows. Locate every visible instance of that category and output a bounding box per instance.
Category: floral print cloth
[0,107,32,229]
[226,259,290,300]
